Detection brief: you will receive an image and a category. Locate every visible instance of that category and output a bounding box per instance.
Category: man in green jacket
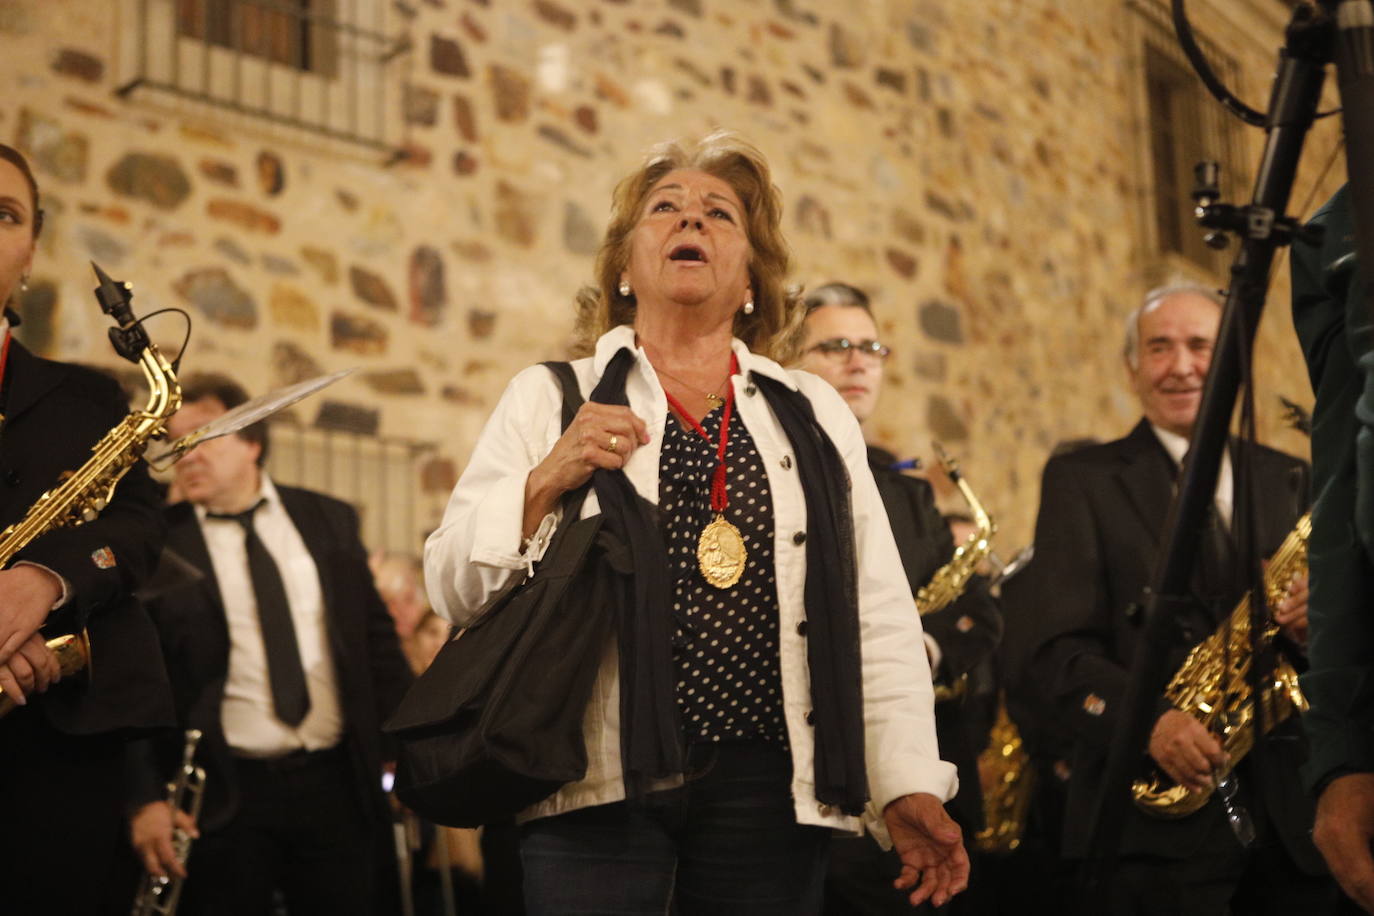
[1292,182,1374,912]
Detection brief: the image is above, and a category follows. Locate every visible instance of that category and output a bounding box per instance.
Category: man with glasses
[1012,285,1339,913]
[797,283,1001,915]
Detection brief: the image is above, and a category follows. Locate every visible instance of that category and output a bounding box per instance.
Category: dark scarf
[590,348,869,815]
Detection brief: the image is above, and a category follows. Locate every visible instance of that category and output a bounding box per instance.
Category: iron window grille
[118,0,410,154]
[1130,0,1246,278]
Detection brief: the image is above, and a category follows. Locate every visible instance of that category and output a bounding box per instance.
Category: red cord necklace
[661,354,745,589]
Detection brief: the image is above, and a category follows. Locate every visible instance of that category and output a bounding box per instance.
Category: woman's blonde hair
[572,130,803,360]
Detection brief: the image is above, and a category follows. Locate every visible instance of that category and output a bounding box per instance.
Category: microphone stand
[1080,4,1332,907]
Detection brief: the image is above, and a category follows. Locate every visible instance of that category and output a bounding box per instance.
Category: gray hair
[803,282,872,315]
[1121,282,1224,369]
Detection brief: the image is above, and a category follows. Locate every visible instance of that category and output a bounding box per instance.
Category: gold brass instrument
[916,443,996,702]
[1130,513,1311,817]
[974,700,1035,853]
[132,729,207,916]
[0,264,181,715]
[916,442,997,616]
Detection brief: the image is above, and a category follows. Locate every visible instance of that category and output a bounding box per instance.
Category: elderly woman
[425,132,966,914]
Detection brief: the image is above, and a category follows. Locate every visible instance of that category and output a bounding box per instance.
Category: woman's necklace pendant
[697,513,746,588]
[705,393,724,409]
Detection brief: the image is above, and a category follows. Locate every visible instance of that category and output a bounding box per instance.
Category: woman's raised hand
[523,403,649,537]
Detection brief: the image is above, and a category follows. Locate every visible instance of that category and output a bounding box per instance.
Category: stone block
[198,158,239,186]
[574,104,598,133]
[262,254,299,276]
[175,267,258,329]
[490,64,531,122]
[17,109,88,183]
[919,300,963,343]
[314,400,380,435]
[563,201,600,256]
[301,247,338,284]
[494,181,537,247]
[207,199,281,234]
[256,151,285,195]
[270,283,320,330]
[350,265,399,311]
[467,309,496,340]
[272,340,324,386]
[537,124,591,157]
[453,150,479,175]
[51,48,104,83]
[213,237,251,265]
[885,247,918,279]
[404,84,440,126]
[431,34,470,77]
[362,368,426,395]
[453,95,478,141]
[408,246,447,327]
[927,394,969,442]
[829,22,863,68]
[76,225,129,265]
[533,0,576,31]
[330,311,389,355]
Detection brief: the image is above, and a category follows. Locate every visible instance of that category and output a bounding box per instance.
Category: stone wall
[0,0,1346,554]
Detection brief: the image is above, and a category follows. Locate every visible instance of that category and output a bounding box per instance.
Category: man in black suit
[127,373,413,916]
[1012,285,1339,914]
[0,143,174,913]
[797,283,1002,915]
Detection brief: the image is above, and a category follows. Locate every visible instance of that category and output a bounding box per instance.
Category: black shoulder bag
[385,362,621,827]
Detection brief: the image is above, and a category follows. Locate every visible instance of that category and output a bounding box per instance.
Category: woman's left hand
[883,792,969,908]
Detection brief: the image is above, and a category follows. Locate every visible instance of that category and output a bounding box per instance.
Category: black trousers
[0,707,132,915]
[180,745,377,916]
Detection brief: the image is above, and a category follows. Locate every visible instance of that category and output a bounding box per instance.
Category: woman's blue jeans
[519,742,830,915]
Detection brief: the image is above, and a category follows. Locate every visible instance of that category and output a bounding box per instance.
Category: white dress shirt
[424,326,957,841]
[197,476,344,756]
[1151,424,1234,528]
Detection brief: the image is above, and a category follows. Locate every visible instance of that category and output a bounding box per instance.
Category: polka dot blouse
[658,401,788,747]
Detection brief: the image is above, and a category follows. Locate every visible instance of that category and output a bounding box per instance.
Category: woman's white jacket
[424,326,958,839]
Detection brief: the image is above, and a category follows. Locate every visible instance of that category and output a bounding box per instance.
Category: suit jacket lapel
[166,501,228,620]
[4,341,67,426]
[276,485,339,621]
[1114,418,1176,545]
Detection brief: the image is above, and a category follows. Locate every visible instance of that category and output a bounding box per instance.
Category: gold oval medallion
[697,514,746,589]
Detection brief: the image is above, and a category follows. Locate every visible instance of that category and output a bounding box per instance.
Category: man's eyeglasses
[806,338,892,361]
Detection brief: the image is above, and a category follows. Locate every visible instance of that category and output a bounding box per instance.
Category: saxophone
[1130,513,1311,816]
[916,442,997,616]
[0,264,181,715]
[916,443,996,703]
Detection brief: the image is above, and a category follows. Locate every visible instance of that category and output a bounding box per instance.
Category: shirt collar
[194,473,280,523]
[591,325,798,391]
[1150,423,1190,468]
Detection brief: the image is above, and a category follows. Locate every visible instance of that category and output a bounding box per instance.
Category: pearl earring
[742,297,754,315]
[618,280,631,297]
[20,275,28,293]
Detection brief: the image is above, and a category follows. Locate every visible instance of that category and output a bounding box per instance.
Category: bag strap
[541,360,584,432]
[539,360,592,528]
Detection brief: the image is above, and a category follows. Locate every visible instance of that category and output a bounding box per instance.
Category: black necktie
[1197,502,1238,622]
[209,499,311,726]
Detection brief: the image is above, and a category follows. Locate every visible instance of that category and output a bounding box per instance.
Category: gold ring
[605,434,619,453]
